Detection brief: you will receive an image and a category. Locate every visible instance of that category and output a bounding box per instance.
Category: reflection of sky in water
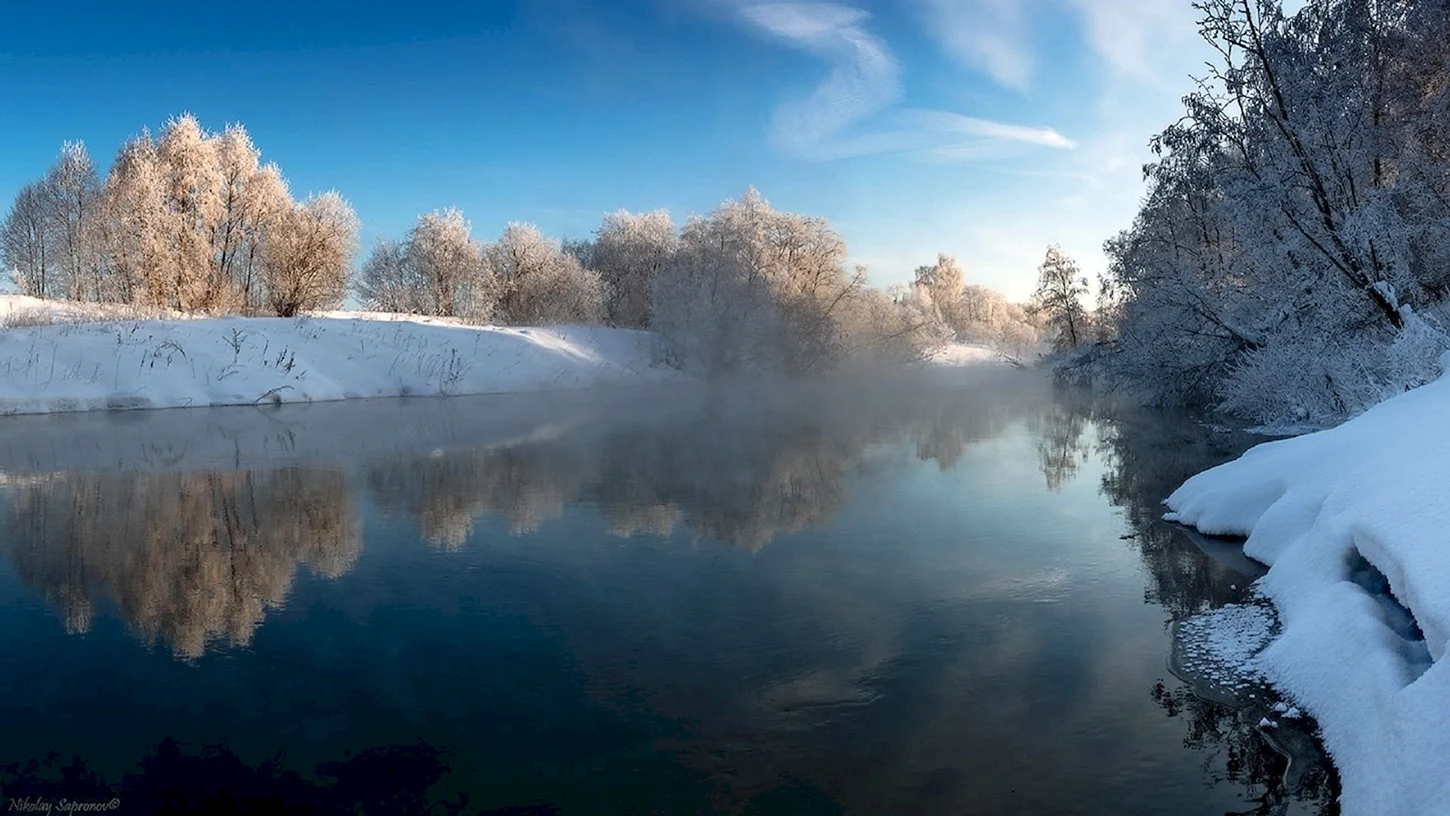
[0,376,1332,814]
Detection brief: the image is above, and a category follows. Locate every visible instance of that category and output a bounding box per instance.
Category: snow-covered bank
[0,297,675,415]
[1164,363,1450,816]
[922,342,1013,367]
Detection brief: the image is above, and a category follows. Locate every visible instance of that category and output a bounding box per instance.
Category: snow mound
[0,299,678,415]
[1165,374,1450,816]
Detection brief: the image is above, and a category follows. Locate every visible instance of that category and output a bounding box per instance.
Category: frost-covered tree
[409,209,490,318]
[914,253,967,332]
[1,144,103,300]
[153,114,227,311]
[1091,0,1450,423]
[261,192,358,317]
[957,284,1042,357]
[356,210,499,321]
[95,134,168,306]
[211,125,291,311]
[835,285,946,365]
[0,115,336,315]
[651,189,864,374]
[575,210,676,328]
[484,222,603,326]
[41,143,104,301]
[355,239,415,313]
[1032,245,1088,353]
[1,183,52,297]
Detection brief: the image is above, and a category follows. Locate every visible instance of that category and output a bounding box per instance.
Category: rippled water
[0,370,1336,814]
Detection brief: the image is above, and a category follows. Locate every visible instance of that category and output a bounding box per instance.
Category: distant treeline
[1,116,1062,374]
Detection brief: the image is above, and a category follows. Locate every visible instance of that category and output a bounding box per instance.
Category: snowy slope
[1165,356,1450,816]
[923,343,1011,367]
[0,297,676,415]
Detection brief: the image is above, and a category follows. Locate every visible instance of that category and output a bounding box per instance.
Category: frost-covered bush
[835,287,946,365]
[1219,313,1450,426]
[484,223,604,326]
[569,210,676,329]
[357,209,490,319]
[650,189,863,375]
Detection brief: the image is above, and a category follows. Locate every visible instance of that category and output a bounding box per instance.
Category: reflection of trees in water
[364,381,1038,551]
[5,468,360,659]
[1032,390,1337,813]
[1092,401,1266,621]
[1025,397,1096,491]
[910,391,1021,471]
[1,377,1045,657]
[1150,682,1339,815]
[366,445,590,549]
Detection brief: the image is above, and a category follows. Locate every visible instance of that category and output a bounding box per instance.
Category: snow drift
[1165,357,1450,816]
[0,296,675,415]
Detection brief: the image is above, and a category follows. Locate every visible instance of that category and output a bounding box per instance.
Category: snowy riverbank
[0,297,1017,417]
[1165,355,1450,816]
[0,296,675,415]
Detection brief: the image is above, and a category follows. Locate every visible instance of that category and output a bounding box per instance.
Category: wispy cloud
[742,4,900,158]
[918,0,1033,91]
[739,2,1075,163]
[1061,0,1201,91]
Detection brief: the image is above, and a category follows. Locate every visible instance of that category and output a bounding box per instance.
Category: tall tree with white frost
[155,115,226,311]
[40,143,103,302]
[914,253,966,333]
[1033,245,1088,353]
[382,209,490,318]
[356,240,416,314]
[0,114,344,316]
[1,183,52,298]
[0,144,103,300]
[211,125,291,311]
[96,134,168,306]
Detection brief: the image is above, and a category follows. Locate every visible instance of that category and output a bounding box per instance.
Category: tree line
[1084,0,1450,424]
[0,116,357,317]
[2,115,1048,375]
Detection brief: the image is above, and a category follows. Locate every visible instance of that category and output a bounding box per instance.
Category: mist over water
[0,372,1335,814]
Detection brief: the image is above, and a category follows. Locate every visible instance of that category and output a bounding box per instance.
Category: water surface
[0,371,1335,814]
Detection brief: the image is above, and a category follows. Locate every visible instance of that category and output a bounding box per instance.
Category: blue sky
[0,0,1208,300]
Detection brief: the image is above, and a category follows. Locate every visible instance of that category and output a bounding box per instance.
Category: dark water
[0,371,1337,815]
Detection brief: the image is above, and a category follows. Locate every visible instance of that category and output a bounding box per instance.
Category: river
[0,369,1336,814]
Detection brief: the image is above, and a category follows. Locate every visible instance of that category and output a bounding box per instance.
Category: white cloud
[739,2,1075,162]
[742,4,901,157]
[1061,0,1202,91]
[918,0,1033,91]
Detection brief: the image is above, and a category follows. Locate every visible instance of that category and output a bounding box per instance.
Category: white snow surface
[923,343,1009,367]
[1165,360,1450,816]
[0,296,676,415]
